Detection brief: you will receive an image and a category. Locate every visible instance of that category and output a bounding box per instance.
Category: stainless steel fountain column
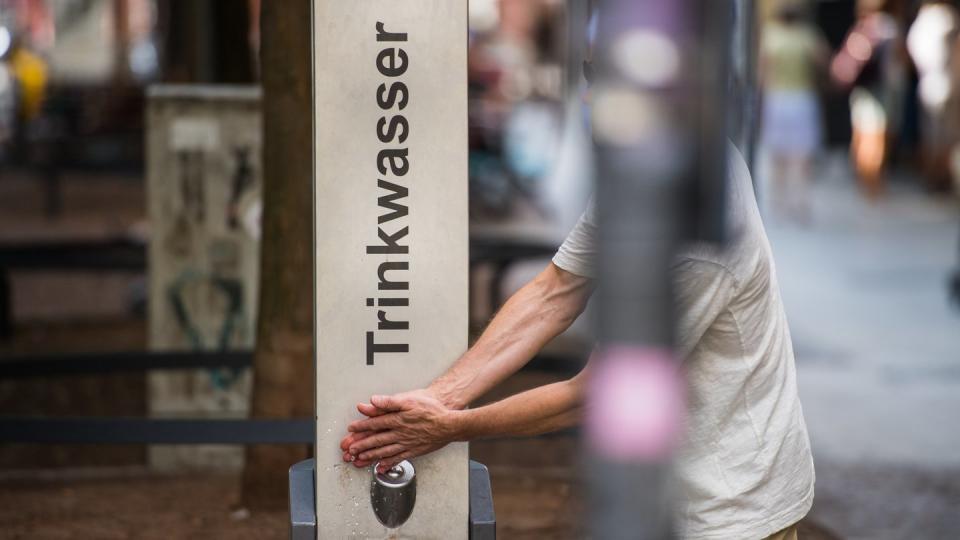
[310,0,469,538]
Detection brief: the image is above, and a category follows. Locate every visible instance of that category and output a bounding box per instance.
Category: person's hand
[338,388,440,467]
[339,390,463,472]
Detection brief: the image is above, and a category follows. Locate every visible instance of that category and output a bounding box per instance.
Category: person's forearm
[429,264,591,410]
[452,375,585,439]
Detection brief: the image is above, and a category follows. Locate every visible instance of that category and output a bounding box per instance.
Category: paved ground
[0,463,579,539]
[762,153,960,540]
[0,437,837,540]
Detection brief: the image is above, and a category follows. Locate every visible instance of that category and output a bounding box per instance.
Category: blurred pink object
[586,345,685,462]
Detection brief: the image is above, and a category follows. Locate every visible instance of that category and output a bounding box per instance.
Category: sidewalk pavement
[763,153,960,539]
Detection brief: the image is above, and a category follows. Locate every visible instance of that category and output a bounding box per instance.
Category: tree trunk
[241,0,313,509]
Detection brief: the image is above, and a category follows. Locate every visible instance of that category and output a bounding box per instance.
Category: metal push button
[370,460,417,528]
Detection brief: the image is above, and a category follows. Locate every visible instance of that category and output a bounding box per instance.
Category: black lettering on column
[375,179,408,223]
[377,148,409,176]
[367,331,409,365]
[377,261,409,290]
[366,227,408,255]
[377,82,408,110]
[367,297,409,307]
[376,22,408,42]
[377,310,409,330]
[376,48,408,77]
[367,22,411,367]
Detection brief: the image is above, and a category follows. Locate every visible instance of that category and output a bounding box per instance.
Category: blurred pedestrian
[831,0,905,198]
[4,32,47,165]
[6,35,46,124]
[951,20,960,193]
[907,0,960,192]
[760,0,830,222]
[0,28,16,158]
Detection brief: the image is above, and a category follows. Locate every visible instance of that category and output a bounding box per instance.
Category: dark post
[0,270,10,339]
[585,0,728,538]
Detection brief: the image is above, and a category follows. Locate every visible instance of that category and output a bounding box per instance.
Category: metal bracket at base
[289,459,317,540]
[289,459,495,539]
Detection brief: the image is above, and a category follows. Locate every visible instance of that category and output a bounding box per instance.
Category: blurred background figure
[906,0,960,192]
[5,32,48,161]
[952,23,960,195]
[0,22,16,157]
[830,0,905,198]
[466,0,566,222]
[759,0,829,223]
[0,5,48,164]
[6,33,47,124]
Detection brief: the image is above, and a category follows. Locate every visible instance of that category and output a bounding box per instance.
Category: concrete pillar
[312,1,469,537]
[146,85,262,470]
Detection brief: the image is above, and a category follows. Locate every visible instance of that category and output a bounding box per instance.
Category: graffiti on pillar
[166,238,249,390]
[178,149,207,224]
[164,146,251,390]
[228,146,255,231]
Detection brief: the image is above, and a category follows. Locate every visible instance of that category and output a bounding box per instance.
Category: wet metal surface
[370,461,416,529]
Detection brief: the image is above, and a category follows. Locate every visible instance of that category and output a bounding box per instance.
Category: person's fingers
[340,430,373,451]
[342,451,375,468]
[348,413,400,433]
[359,443,405,463]
[340,431,364,450]
[342,451,356,463]
[348,431,399,455]
[357,402,385,417]
[370,394,406,412]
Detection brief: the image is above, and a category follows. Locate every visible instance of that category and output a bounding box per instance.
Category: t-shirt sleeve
[672,257,739,358]
[552,201,597,278]
[553,201,740,357]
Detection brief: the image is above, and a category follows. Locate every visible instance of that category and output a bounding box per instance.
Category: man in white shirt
[340,144,814,539]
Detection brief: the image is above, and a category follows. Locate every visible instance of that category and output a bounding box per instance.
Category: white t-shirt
[553,147,815,539]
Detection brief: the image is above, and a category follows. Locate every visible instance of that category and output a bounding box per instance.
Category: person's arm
[458,374,585,439]
[340,262,591,467]
[342,202,598,468]
[428,262,592,410]
[343,368,588,469]
[343,247,740,470]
